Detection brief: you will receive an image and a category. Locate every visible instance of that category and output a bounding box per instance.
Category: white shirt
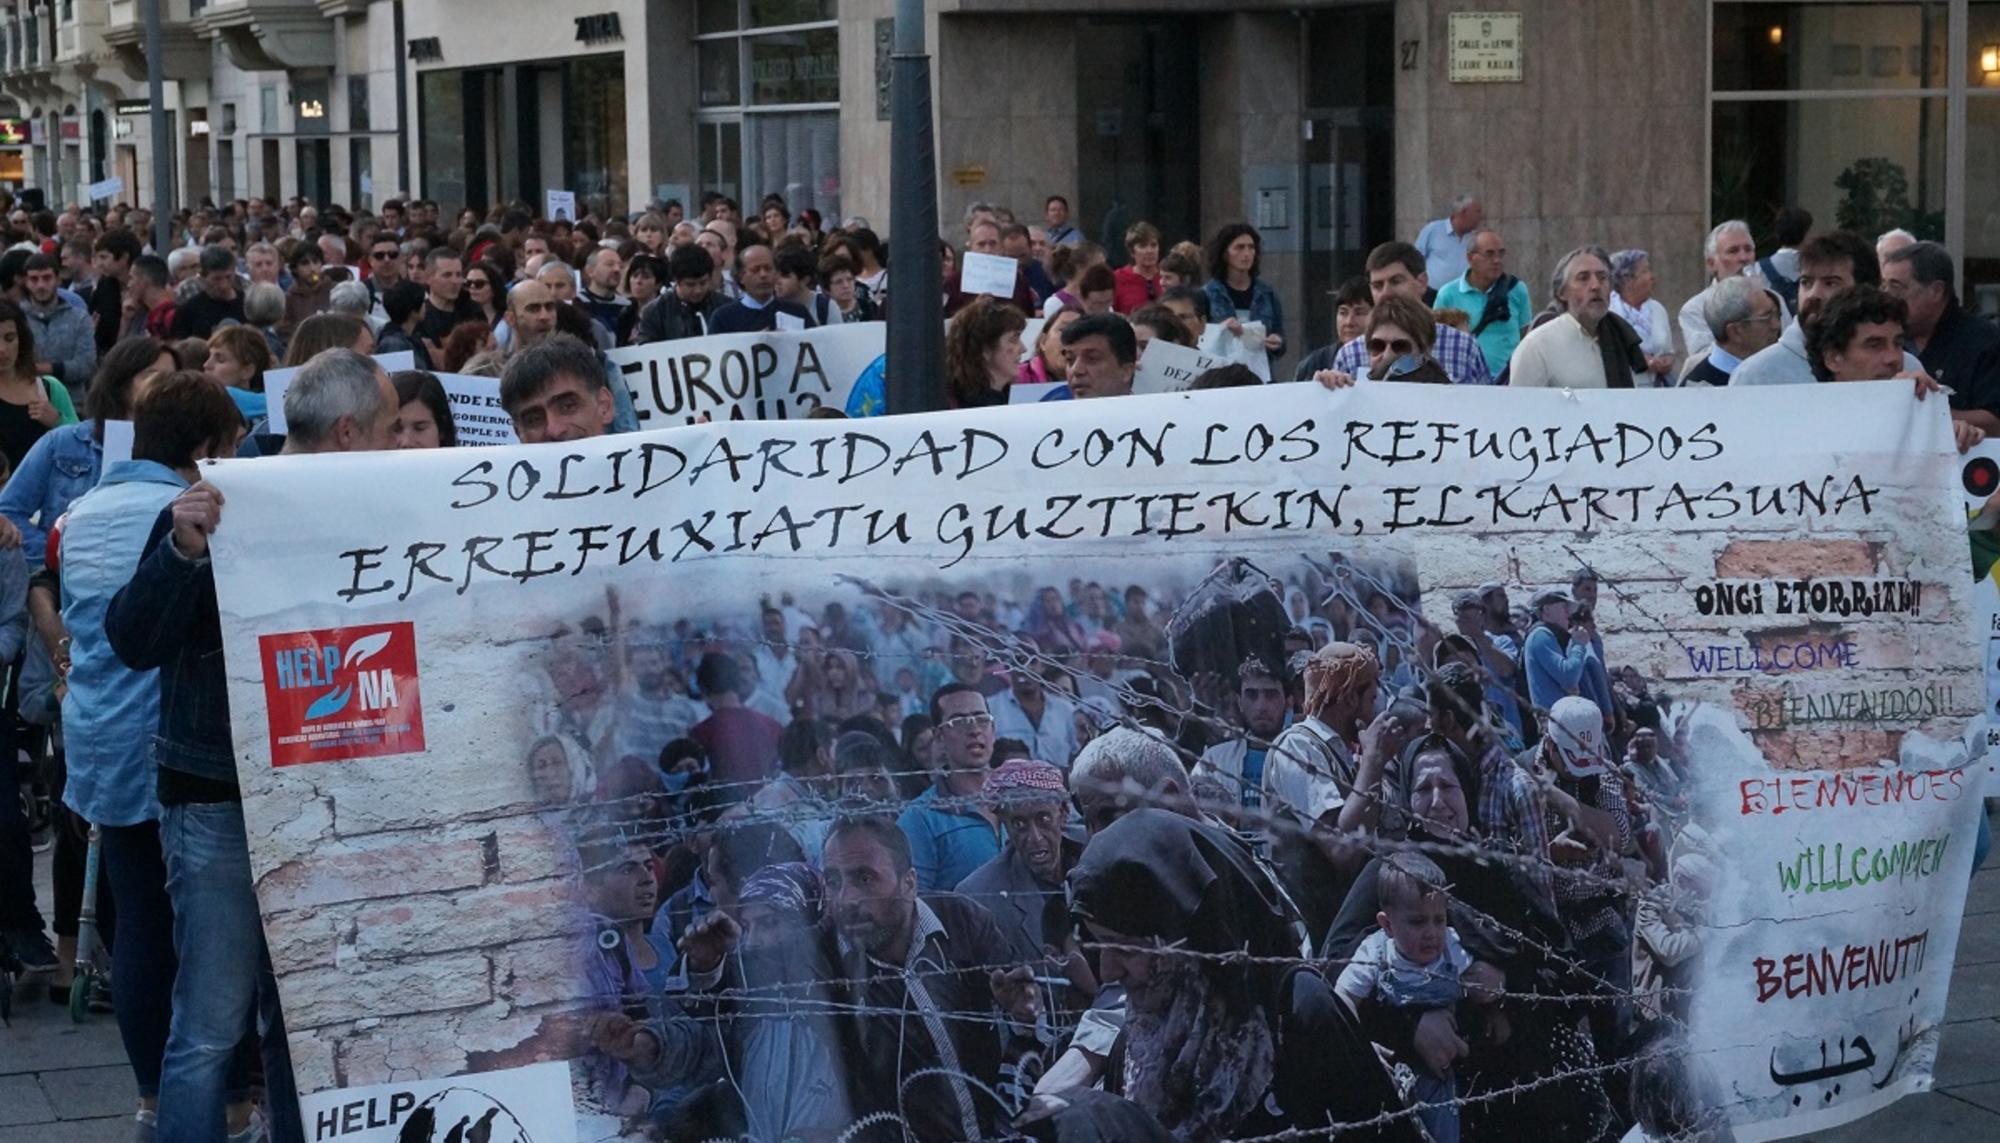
[753,645,799,696]
[1611,294,1675,386]
[1732,321,1923,387]
[1195,738,1260,811]
[1507,313,1615,388]
[1263,716,1350,827]
[1678,272,1793,359]
[988,689,1082,767]
[1415,217,1472,285]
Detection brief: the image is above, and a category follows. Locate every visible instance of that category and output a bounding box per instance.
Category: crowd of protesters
[0,177,1987,1143]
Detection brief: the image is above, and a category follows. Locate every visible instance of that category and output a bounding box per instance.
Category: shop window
[565,55,628,215]
[1716,3,1947,92]
[749,27,838,105]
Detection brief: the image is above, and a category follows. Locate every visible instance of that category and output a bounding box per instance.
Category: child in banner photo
[1335,851,1503,1143]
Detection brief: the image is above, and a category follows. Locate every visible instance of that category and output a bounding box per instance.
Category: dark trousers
[46,762,113,941]
[0,736,42,934]
[102,821,177,1097]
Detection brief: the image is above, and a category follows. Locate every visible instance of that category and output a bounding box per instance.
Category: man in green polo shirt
[1435,227,1532,377]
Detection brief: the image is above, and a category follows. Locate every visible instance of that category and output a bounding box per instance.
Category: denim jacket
[1202,277,1287,359]
[60,460,187,826]
[0,421,101,566]
[105,504,233,785]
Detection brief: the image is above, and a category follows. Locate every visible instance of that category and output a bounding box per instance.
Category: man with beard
[958,758,1086,963]
[1261,642,1413,938]
[1734,229,1915,387]
[579,831,670,1117]
[667,815,1040,1141]
[1194,656,1289,815]
[1068,809,1421,1143]
[1508,245,1647,389]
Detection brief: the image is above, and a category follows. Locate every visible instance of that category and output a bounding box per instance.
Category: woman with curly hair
[943,295,1027,408]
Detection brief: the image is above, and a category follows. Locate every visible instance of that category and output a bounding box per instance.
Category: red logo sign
[259,622,426,766]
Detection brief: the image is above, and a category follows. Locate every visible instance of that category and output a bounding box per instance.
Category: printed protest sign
[435,373,519,446]
[1133,337,1235,394]
[264,352,416,433]
[545,189,576,222]
[299,1060,576,1143]
[205,383,1983,1142]
[959,250,1020,298]
[606,321,885,425]
[1199,319,1271,380]
[99,419,134,478]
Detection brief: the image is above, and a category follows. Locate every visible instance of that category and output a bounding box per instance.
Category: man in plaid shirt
[1326,241,1496,384]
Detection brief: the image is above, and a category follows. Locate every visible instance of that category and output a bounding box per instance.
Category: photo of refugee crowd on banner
[205,380,1983,1143]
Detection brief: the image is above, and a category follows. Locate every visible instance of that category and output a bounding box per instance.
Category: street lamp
[144,0,168,250]
[884,0,943,415]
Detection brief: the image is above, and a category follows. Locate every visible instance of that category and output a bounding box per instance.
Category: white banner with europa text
[205,383,1983,1142]
[606,321,885,427]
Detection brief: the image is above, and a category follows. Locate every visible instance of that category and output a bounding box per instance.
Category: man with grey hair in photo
[1681,275,1782,386]
[1415,192,1483,286]
[1678,218,1792,358]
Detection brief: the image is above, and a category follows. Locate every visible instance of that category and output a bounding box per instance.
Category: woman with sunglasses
[1310,295,1451,387]
[463,261,506,327]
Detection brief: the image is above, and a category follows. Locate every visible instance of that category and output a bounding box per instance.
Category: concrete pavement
[9,810,2000,1142]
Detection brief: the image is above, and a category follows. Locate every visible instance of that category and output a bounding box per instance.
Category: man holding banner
[103,349,398,1143]
[499,334,618,444]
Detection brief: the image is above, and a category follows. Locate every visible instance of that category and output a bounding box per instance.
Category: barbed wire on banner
[375,554,1865,1143]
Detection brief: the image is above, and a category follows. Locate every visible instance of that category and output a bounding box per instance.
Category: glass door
[1301,4,1395,346]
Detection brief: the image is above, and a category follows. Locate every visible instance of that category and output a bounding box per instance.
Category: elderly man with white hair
[1415,193,1483,285]
[1682,276,1782,386]
[1876,227,1918,264]
[326,279,383,333]
[1678,219,1792,358]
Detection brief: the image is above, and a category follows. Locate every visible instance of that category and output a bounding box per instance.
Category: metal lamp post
[884,0,944,414]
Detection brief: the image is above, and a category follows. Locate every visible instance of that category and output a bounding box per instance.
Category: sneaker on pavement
[225,1107,268,1143]
[133,1109,157,1143]
[5,929,56,973]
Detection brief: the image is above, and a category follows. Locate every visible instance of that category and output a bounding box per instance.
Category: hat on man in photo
[1544,696,1608,778]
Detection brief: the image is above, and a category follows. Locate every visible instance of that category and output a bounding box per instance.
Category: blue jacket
[0,420,101,566]
[104,504,233,786]
[896,783,1002,892]
[22,294,98,389]
[1523,623,1598,712]
[59,460,187,826]
[1202,277,1286,359]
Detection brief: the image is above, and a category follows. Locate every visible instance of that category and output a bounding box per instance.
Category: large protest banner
[605,322,884,426]
[202,383,1983,1142]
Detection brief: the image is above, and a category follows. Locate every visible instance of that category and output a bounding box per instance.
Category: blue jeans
[158,802,302,1143]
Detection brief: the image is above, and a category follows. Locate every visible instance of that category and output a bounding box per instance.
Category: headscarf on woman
[1069,809,1300,1142]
